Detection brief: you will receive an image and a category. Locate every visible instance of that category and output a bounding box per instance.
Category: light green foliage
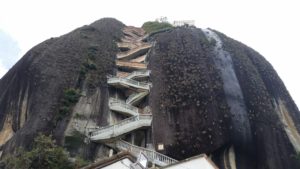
[4,134,74,169]
[142,21,173,34]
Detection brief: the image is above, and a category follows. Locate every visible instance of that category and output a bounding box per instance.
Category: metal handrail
[108,77,150,89]
[90,114,152,137]
[126,70,150,79]
[109,98,139,113]
[109,97,126,104]
[127,93,138,104]
[117,44,152,56]
[116,140,178,166]
[126,91,149,104]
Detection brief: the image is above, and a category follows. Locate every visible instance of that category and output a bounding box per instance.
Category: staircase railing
[90,114,152,137]
[116,140,178,166]
[109,98,139,113]
[117,44,152,57]
[126,91,149,105]
[108,77,150,89]
[126,70,150,79]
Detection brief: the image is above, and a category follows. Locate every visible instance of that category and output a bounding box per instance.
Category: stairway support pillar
[131,132,136,145]
[146,128,152,148]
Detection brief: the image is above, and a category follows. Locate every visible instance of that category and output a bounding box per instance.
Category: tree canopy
[3,134,86,169]
[142,21,173,33]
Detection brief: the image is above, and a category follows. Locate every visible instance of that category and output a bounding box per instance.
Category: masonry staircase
[117,44,152,60]
[109,98,139,116]
[126,91,149,105]
[126,70,150,79]
[117,42,138,49]
[108,77,150,91]
[86,26,177,167]
[116,60,147,70]
[130,54,147,63]
[89,114,152,141]
[115,140,178,167]
[116,70,150,79]
[117,71,130,78]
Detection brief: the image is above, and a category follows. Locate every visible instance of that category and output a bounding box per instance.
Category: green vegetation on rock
[4,134,74,169]
[0,18,123,168]
[56,88,81,121]
[74,113,87,119]
[64,131,86,153]
[3,134,89,169]
[63,88,81,105]
[142,21,173,34]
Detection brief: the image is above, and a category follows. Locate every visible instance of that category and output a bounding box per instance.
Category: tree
[4,134,74,169]
[142,21,173,33]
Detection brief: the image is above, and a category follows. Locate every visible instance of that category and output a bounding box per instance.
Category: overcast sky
[0,0,299,107]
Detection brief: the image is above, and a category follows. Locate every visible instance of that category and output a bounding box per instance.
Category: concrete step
[126,91,149,106]
[117,44,152,60]
[109,98,139,116]
[90,115,152,141]
[116,61,147,71]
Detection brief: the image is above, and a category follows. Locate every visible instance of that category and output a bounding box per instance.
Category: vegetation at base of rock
[64,131,86,154]
[73,156,89,168]
[142,21,173,33]
[3,134,74,169]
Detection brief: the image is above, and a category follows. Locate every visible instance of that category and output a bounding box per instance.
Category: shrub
[64,88,80,104]
[55,88,80,123]
[4,134,74,169]
[87,46,98,60]
[142,21,173,34]
[74,156,89,168]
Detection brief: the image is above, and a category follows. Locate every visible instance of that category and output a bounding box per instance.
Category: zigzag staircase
[109,98,139,116]
[85,26,177,167]
[108,77,150,91]
[126,91,149,106]
[115,140,178,166]
[89,114,152,141]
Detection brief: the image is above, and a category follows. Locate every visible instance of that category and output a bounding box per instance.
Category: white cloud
[0,29,20,78]
[0,62,8,78]
[0,30,21,68]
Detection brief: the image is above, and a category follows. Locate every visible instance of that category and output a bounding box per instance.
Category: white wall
[102,158,132,169]
[163,156,217,169]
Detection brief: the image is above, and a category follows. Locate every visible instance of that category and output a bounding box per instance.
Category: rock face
[149,27,300,169]
[149,28,231,158]
[0,18,300,169]
[0,18,124,158]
